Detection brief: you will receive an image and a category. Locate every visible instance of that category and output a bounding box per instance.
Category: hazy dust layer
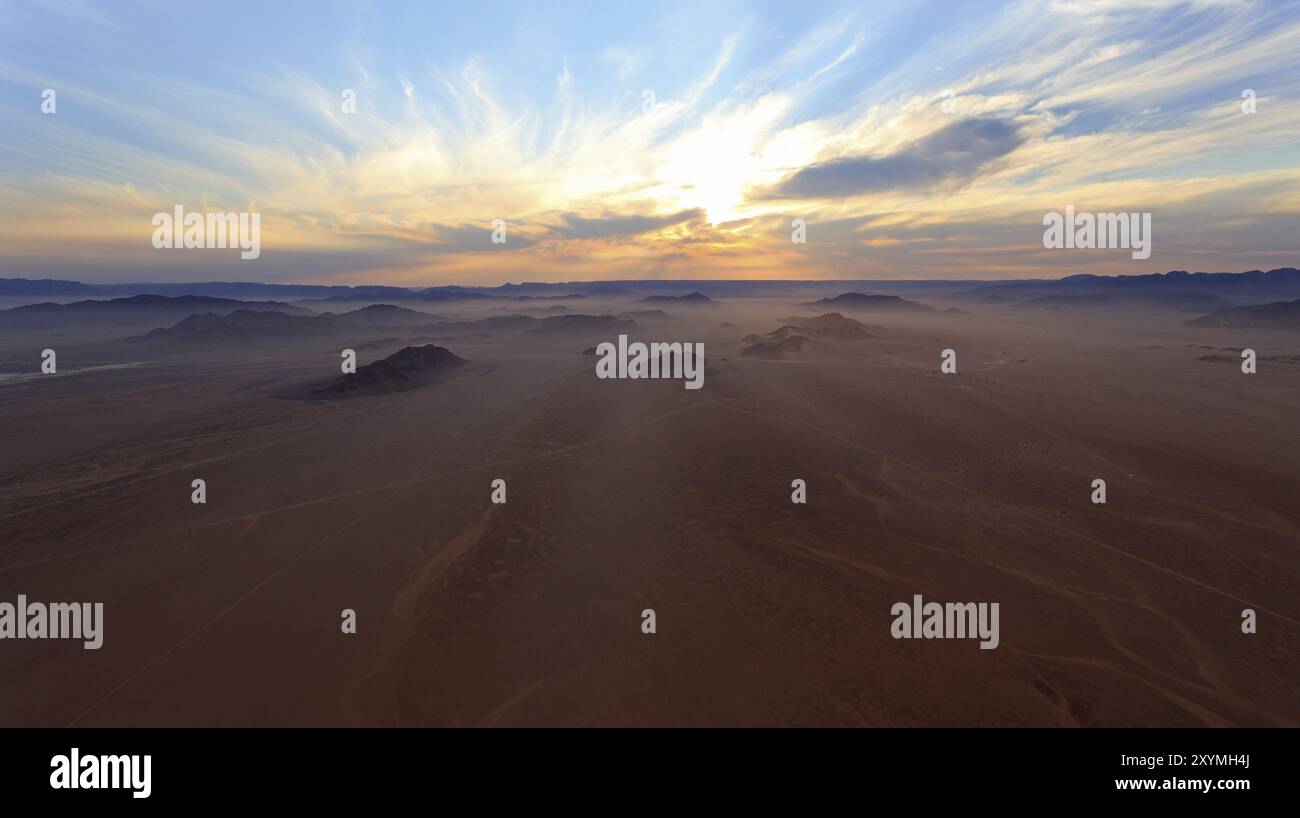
[0,308,1296,726]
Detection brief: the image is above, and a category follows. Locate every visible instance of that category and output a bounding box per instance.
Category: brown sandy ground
[0,305,1296,726]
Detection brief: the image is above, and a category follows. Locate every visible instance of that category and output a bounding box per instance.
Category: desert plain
[0,282,1296,727]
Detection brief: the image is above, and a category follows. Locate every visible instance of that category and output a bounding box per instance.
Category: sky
[0,0,1298,285]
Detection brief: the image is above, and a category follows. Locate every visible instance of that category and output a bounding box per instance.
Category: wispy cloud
[0,0,1297,283]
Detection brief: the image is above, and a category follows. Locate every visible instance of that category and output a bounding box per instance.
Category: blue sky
[1,0,1298,284]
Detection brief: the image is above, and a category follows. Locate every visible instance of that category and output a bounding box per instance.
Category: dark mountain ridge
[638,292,718,306]
[0,294,312,329]
[960,267,1300,304]
[800,293,934,312]
[1183,298,1300,330]
[328,304,445,326]
[527,314,639,334]
[130,309,351,343]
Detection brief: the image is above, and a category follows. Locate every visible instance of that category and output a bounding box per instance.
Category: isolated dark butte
[314,344,467,396]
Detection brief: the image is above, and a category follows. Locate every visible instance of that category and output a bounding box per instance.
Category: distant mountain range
[1012,294,1115,309]
[402,313,639,338]
[958,268,1300,305]
[1183,298,1300,330]
[2,268,1297,303]
[526,314,638,334]
[130,309,353,344]
[638,292,718,306]
[0,279,418,300]
[800,293,934,312]
[133,310,645,348]
[619,309,669,321]
[1008,291,1235,310]
[323,304,445,326]
[0,294,311,329]
[0,290,648,346]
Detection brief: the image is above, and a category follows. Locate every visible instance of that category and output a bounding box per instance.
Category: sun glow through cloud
[0,0,1298,284]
